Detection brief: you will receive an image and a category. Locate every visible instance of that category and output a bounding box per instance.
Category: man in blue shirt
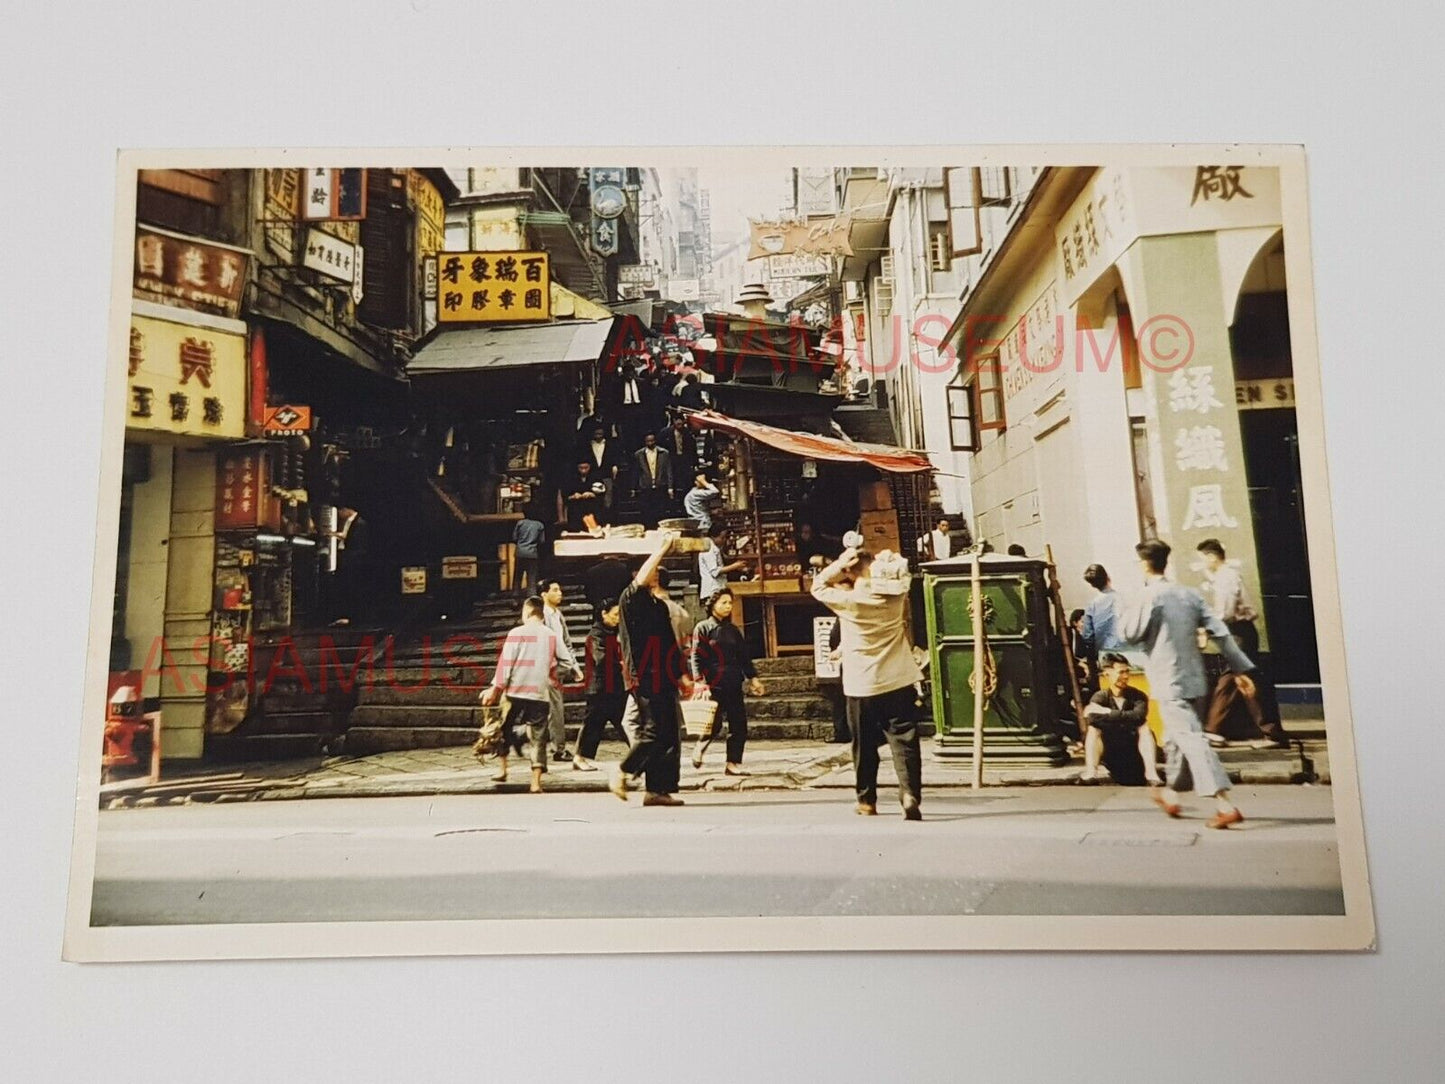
[1116,539,1256,829]
[698,524,745,600]
[511,509,545,598]
[1079,562,1126,691]
[682,471,720,532]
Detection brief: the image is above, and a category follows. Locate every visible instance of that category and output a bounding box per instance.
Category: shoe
[855,802,878,816]
[902,796,923,821]
[691,748,705,770]
[724,764,749,776]
[1205,732,1227,747]
[642,793,684,807]
[571,756,598,772]
[608,768,629,802]
[491,759,508,784]
[1078,767,1100,782]
[1247,738,1276,749]
[553,750,573,763]
[1151,791,1182,818]
[1206,808,1244,830]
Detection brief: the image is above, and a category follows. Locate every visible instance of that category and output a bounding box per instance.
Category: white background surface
[2,1,1441,1078]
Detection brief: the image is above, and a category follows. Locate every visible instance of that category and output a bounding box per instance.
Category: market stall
[684,409,935,658]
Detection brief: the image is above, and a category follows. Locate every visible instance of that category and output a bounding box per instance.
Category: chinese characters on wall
[1167,365,1241,532]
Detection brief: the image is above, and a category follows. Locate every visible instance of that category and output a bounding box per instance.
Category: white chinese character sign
[436,251,551,323]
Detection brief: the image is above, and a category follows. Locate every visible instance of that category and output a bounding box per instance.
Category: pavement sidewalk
[99,726,1330,808]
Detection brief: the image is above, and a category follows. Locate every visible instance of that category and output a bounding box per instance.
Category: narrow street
[90,785,1344,925]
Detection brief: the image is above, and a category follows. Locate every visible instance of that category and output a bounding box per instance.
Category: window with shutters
[357,170,412,331]
[978,167,1012,207]
[973,352,1007,434]
[946,370,977,452]
[944,167,982,257]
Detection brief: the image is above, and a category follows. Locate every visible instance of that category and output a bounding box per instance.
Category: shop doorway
[1230,232,1318,687]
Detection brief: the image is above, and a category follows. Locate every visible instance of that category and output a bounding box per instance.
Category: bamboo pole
[971,550,985,789]
[1045,544,1088,741]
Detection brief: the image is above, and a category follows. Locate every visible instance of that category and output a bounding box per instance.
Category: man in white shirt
[541,579,585,763]
[918,517,953,562]
[811,542,924,820]
[698,524,745,600]
[1196,538,1287,749]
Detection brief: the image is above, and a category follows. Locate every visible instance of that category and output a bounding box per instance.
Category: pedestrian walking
[573,598,629,771]
[541,579,585,763]
[610,531,689,806]
[511,507,545,597]
[1116,539,1256,828]
[480,596,572,793]
[810,539,925,820]
[689,588,764,774]
[1196,538,1289,749]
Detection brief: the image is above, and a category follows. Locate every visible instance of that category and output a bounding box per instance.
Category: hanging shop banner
[796,167,840,217]
[436,251,551,323]
[133,226,250,319]
[127,312,247,439]
[768,253,832,278]
[813,617,840,679]
[619,264,656,287]
[441,555,479,580]
[262,404,312,436]
[301,167,368,221]
[302,228,359,283]
[748,214,854,260]
[401,566,428,594]
[216,449,280,531]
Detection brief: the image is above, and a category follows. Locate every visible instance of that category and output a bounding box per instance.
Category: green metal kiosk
[922,553,1069,765]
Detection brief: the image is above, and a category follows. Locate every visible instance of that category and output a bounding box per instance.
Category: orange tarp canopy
[684,409,932,474]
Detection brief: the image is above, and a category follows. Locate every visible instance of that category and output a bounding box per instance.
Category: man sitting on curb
[1080,653,1162,786]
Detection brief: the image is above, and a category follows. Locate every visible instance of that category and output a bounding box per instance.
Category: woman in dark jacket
[688,588,765,774]
[572,599,628,770]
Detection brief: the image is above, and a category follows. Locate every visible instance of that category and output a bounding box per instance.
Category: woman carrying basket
[688,588,765,775]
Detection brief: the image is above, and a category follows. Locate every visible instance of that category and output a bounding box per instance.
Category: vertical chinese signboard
[409,170,445,331]
[302,167,368,221]
[589,167,626,257]
[436,251,551,323]
[215,449,280,531]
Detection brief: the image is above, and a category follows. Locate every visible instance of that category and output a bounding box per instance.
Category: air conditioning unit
[844,281,863,303]
[879,254,895,287]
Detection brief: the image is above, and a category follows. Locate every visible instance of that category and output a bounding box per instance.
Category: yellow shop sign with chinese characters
[126,311,246,439]
[436,251,551,323]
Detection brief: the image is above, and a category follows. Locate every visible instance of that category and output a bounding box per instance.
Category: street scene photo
[75,153,1363,946]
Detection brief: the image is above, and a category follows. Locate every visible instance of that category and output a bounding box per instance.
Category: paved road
[89,786,1345,925]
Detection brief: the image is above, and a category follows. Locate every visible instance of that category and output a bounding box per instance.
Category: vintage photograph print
[65,147,1373,960]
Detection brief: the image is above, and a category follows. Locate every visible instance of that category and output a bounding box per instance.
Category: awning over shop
[685,409,932,474]
[408,318,616,375]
